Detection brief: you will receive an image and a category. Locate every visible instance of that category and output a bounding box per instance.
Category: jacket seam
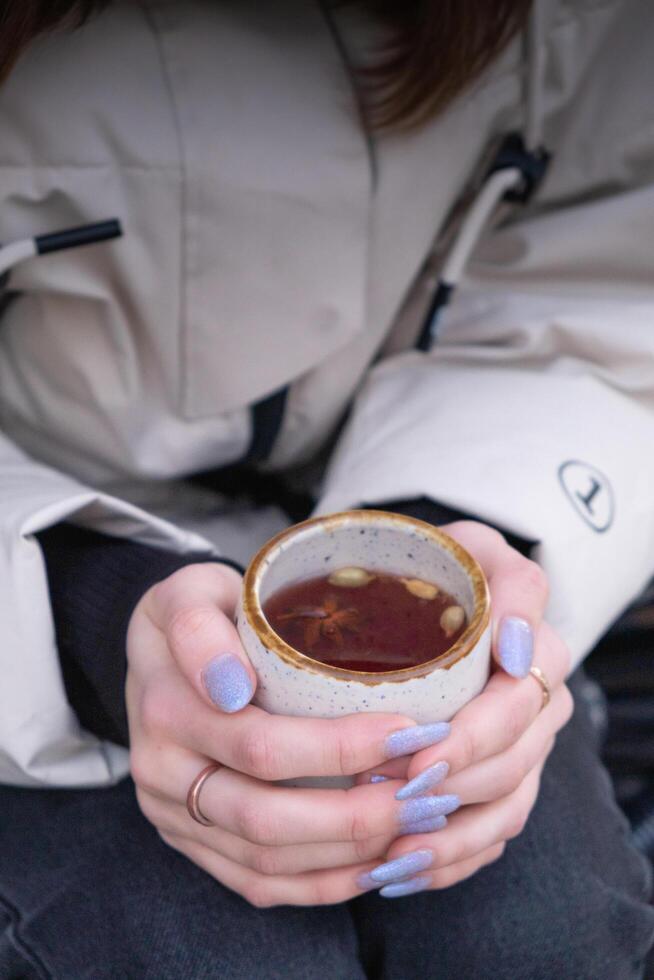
[140,0,190,417]
[317,0,378,189]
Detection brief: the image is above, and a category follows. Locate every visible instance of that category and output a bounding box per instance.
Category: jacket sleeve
[0,432,231,787]
[315,185,654,671]
[37,523,244,750]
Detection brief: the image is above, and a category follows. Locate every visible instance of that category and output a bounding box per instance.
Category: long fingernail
[385,722,450,759]
[370,774,389,784]
[201,654,254,713]
[498,617,533,678]
[399,815,447,837]
[399,794,460,830]
[395,761,450,801]
[357,849,433,889]
[380,875,432,898]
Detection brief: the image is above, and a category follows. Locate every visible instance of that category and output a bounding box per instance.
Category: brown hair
[0,0,530,129]
[358,0,532,129]
[0,1,107,82]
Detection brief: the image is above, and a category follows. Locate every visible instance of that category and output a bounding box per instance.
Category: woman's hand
[125,563,454,907]
[355,521,573,897]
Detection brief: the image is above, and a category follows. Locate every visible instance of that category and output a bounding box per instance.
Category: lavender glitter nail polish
[370,774,389,784]
[395,761,450,801]
[362,849,433,887]
[498,617,533,678]
[380,875,432,898]
[399,794,460,830]
[399,815,447,837]
[385,722,450,760]
[201,654,254,713]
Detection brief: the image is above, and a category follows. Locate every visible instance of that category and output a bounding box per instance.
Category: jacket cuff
[315,352,654,669]
[361,497,534,559]
[37,522,244,748]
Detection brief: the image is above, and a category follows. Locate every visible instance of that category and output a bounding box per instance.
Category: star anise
[278,597,360,650]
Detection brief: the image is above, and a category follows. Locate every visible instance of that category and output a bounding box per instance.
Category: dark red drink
[262,566,467,672]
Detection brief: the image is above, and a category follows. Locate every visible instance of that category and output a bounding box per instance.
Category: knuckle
[167,604,218,650]
[487,841,506,864]
[235,798,276,845]
[353,834,383,864]
[157,829,178,850]
[521,559,549,599]
[513,745,533,786]
[558,640,573,676]
[457,723,480,770]
[133,785,158,824]
[334,726,361,777]
[463,523,505,549]
[149,570,188,610]
[159,564,207,597]
[249,844,282,877]
[441,837,465,868]
[561,685,575,723]
[129,747,156,793]
[505,806,529,840]
[244,880,276,909]
[430,866,454,890]
[146,576,172,612]
[133,782,149,813]
[347,805,372,843]
[237,727,280,780]
[496,760,523,799]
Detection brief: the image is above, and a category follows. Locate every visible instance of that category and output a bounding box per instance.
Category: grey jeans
[1,672,653,980]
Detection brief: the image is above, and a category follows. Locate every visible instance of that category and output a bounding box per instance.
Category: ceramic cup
[237,511,491,742]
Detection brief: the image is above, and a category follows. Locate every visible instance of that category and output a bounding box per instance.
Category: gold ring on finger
[529,666,551,712]
[186,763,221,827]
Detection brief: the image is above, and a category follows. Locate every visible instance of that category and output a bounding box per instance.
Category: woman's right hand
[125,563,452,907]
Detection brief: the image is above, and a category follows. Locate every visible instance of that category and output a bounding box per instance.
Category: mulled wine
[262,566,467,672]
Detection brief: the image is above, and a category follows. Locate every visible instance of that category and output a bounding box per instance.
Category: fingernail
[358,849,433,888]
[385,722,450,760]
[395,761,450,801]
[380,875,431,898]
[370,774,389,784]
[201,654,253,712]
[498,617,534,678]
[399,815,447,837]
[398,794,460,830]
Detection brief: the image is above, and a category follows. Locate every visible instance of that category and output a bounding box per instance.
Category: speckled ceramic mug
[237,511,491,741]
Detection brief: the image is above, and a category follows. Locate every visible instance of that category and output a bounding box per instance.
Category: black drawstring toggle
[487,133,551,204]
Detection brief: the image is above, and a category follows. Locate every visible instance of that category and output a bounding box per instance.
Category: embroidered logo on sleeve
[558,460,614,533]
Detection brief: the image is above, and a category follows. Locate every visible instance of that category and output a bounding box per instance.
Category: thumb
[443,523,548,679]
[145,562,257,713]
[487,555,548,679]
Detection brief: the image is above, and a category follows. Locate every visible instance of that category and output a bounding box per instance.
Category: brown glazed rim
[242,510,491,685]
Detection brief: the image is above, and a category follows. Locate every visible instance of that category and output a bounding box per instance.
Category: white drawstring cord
[0,239,37,277]
[416,166,523,349]
[416,0,549,351]
[0,220,122,279]
[439,167,523,285]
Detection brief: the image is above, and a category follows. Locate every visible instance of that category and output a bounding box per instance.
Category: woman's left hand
[355,521,574,896]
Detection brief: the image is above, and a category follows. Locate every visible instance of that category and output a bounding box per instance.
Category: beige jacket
[1,0,653,786]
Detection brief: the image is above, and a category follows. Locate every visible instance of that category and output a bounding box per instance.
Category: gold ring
[529,666,551,711]
[186,763,221,826]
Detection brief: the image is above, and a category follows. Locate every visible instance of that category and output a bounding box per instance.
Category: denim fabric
[1,675,653,980]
